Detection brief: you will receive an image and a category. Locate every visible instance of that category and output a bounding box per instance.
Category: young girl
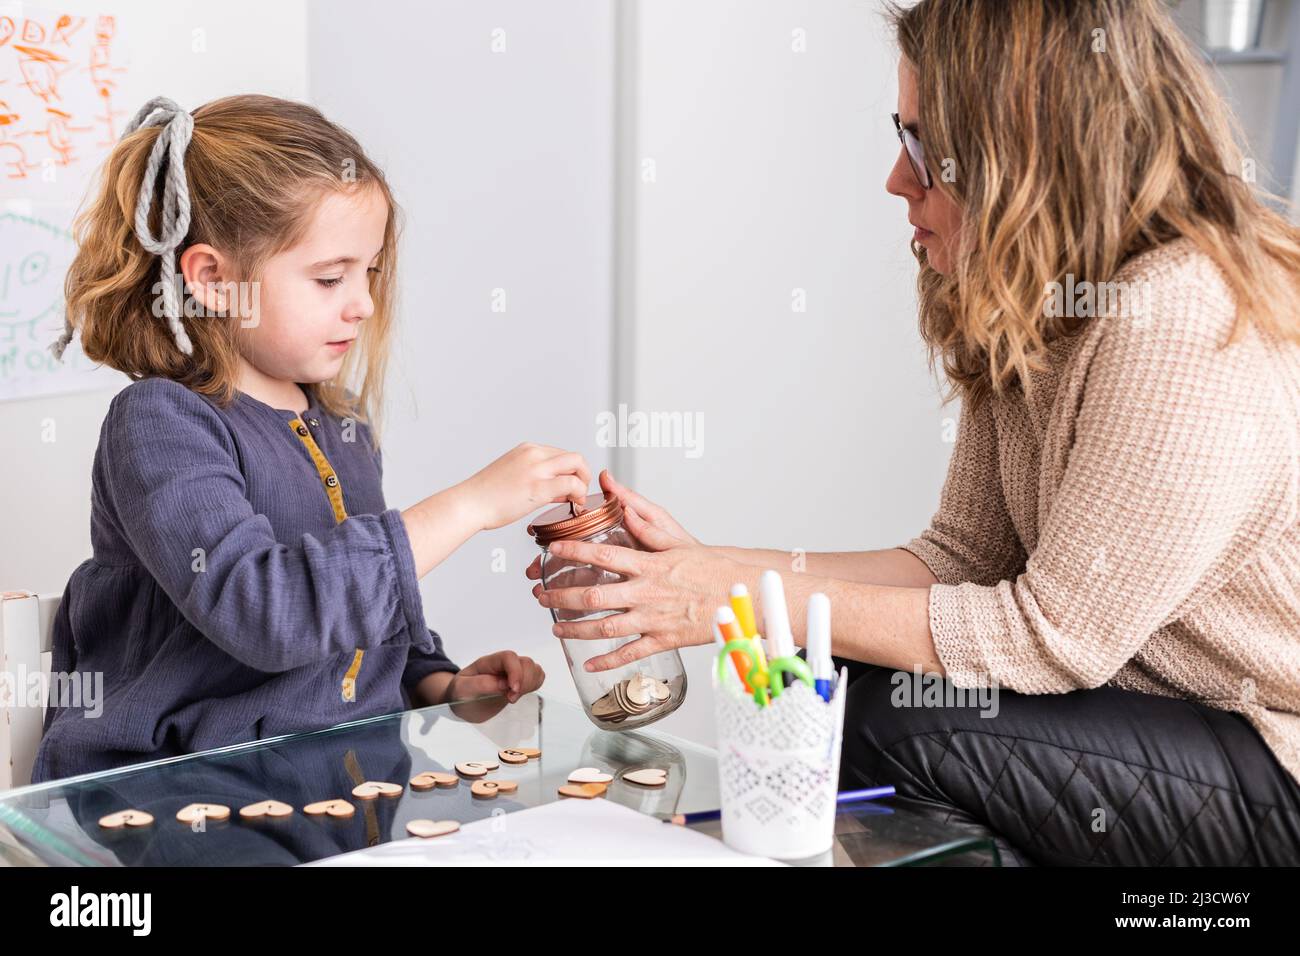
[32,94,589,783]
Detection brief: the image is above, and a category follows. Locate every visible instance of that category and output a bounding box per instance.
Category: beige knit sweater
[901,237,1300,789]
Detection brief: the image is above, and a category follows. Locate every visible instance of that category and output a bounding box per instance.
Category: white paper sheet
[305,798,785,866]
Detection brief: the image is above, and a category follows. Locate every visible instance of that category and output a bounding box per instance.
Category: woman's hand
[598,469,701,548]
[525,469,700,583]
[531,535,746,672]
[445,651,545,705]
[461,443,591,532]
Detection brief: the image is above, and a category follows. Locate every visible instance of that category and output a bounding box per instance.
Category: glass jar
[528,492,688,731]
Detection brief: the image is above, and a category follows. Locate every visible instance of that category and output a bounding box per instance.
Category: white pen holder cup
[711,664,848,860]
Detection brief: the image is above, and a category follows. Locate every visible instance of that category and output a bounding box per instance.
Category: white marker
[759,570,796,659]
[807,592,833,702]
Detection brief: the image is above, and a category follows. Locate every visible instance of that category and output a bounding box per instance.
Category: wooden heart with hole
[303,799,355,818]
[471,779,519,798]
[238,800,294,819]
[351,781,403,800]
[175,803,230,824]
[410,771,459,791]
[98,810,154,829]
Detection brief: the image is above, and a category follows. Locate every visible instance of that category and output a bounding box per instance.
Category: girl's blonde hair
[61,93,399,448]
[887,0,1300,410]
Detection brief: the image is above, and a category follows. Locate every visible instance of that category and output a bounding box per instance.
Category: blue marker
[807,592,833,702]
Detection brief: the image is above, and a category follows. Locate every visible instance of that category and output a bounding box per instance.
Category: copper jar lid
[527,492,624,546]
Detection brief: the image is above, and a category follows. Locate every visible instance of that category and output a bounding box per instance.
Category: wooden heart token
[303,799,356,818]
[567,767,613,784]
[626,679,651,706]
[406,819,460,839]
[558,782,608,799]
[409,771,459,791]
[175,803,231,824]
[471,779,520,798]
[498,748,530,765]
[239,800,294,819]
[623,768,668,788]
[455,761,496,778]
[98,809,154,829]
[513,747,541,758]
[351,780,403,800]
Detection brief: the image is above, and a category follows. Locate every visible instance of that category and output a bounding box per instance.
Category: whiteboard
[1,4,133,401]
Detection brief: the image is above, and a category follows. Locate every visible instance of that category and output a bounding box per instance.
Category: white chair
[0,591,59,790]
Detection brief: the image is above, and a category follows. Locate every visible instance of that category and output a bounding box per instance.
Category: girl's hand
[532,537,743,672]
[445,651,545,705]
[461,443,590,532]
[524,469,699,582]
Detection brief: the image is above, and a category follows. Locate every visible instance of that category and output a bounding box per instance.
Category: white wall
[620,0,954,745]
[307,0,615,714]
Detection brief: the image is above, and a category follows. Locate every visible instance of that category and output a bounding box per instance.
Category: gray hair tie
[50,96,195,361]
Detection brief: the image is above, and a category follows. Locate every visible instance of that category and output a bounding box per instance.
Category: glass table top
[0,693,998,866]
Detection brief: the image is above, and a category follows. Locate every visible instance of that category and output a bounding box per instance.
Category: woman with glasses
[528,0,1300,865]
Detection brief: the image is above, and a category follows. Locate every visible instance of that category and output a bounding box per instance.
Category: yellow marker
[730,584,758,637]
[730,584,769,671]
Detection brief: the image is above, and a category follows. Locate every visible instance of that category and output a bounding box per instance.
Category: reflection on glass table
[0,693,997,867]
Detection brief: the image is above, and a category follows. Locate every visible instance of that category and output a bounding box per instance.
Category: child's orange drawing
[1,12,126,179]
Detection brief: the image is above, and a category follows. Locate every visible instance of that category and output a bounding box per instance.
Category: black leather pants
[835,659,1300,866]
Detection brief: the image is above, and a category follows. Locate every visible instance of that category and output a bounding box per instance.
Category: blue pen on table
[665,786,896,825]
[807,592,833,702]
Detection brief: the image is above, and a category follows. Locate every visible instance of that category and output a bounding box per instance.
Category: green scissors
[716,638,814,706]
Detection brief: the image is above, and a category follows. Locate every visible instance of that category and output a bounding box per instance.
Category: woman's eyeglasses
[892,112,932,189]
